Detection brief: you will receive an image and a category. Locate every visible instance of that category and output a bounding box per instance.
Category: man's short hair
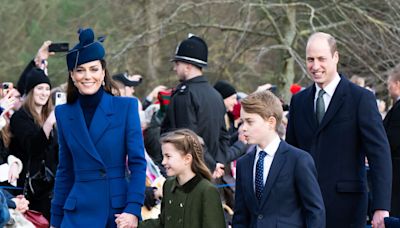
[241,90,283,131]
[389,64,400,82]
[308,32,337,56]
[350,75,365,87]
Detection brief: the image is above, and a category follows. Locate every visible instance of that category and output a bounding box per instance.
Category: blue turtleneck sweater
[79,87,104,128]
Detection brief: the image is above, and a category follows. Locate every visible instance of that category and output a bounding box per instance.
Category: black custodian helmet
[172,34,208,68]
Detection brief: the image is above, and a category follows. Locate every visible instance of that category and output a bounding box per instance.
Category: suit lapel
[384,99,400,128]
[68,101,105,165]
[317,76,347,133]
[244,148,259,208]
[303,86,318,131]
[259,141,287,209]
[383,106,393,128]
[89,93,114,146]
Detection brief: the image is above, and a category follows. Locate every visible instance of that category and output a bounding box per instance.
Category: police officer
[161,34,227,177]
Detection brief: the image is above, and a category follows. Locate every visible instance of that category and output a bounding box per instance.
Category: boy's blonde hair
[240,90,283,131]
[160,129,212,181]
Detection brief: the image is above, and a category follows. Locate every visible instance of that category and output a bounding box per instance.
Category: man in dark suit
[233,90,325,228]
[286,32,392,228]
[384,65,400,217]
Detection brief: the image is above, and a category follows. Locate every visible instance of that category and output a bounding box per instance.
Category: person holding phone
[16,40,68,97]
[9,67,57,220]
[1,82,13,98]
[16,41,54,97]
[0,88,23,188]
[50,28,146,228]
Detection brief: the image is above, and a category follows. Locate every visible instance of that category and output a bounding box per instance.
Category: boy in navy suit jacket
[232,90,325,228]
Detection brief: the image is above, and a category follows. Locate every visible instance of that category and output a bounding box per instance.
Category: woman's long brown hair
[66,59,119,103]
[23,87,53,127]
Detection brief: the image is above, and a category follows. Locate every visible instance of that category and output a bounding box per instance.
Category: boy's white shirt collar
[256,135,281,157]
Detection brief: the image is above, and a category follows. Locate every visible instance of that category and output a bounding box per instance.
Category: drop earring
[102,80,105,86]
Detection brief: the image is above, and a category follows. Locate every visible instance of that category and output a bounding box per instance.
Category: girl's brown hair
[23,87,53,126]
[66,59,119,103]
[160,129,212,181]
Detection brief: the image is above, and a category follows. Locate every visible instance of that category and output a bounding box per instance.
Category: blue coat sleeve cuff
[50,214,63,228]
[124,202,143,221]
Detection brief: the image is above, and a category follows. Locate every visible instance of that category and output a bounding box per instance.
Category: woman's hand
[34,41,55,69]
[8,162,19,184]
[115,213,138,228]
[46,110,57,126]
[12,195,29,213]
[0,89,16,116]
[43,110,56,138]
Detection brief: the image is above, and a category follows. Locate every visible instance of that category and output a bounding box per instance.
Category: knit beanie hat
[25,68,51,94]
[214,80,236,99]
[66,28,105,71]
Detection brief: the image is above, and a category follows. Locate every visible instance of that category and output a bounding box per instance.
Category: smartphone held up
[1,82,13,97]
[48,43,69,52]
[55,92,67,106]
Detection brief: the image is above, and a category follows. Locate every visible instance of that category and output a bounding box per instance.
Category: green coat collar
[170,175,202,193]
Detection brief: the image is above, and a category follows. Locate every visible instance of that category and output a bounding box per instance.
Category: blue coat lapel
[89,93,115,146]
[67,100,104,165]
[259,141,287,208]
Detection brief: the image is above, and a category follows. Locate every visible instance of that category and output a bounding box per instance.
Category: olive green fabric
[139,175,226,228]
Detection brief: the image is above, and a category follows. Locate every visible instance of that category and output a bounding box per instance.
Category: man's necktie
[255,151,267,201]
[316,89,326,124]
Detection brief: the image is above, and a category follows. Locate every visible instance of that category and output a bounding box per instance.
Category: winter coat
[9,108,58,188]
[161,76,228,170]
[139,175,226,228]
[50,93,146,227]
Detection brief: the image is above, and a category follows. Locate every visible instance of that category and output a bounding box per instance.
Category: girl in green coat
[139,129,226,228]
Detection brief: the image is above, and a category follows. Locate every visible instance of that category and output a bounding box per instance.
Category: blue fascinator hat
[66,28,106,71]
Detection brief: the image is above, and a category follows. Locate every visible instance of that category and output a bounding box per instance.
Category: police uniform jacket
[161,76,227,169]
[139,175,226,228]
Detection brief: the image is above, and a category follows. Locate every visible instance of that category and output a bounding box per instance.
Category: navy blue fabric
[66,28,105,70]
[0,190,10,226]
[255,151,266,201]
[233,141,325,227]
[286,75,392,227]
[79,87,104,128]
[385,217,400,228]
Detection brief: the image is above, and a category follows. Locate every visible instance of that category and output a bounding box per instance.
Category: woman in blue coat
[50,28,146,228]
